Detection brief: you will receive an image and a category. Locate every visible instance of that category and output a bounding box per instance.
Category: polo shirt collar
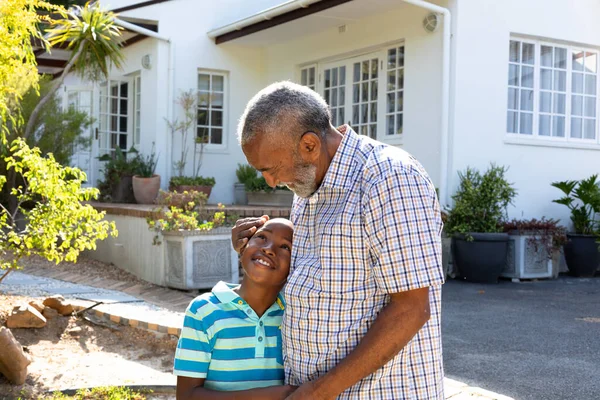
[318,125,361,192]
[212,281,285,311]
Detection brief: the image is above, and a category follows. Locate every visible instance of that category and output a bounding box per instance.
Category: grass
[38,386,151,399]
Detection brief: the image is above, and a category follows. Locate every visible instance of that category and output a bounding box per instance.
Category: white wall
[263,2,446,187]
[450,0,600,225]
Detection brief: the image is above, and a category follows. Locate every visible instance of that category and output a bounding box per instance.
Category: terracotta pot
[132,175,161,204]
[171,184,212,199]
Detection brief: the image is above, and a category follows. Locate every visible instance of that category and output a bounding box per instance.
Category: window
[99,80,129,151]
[133,75,141,147]
[301,66,316,91]
[197,71,226,146]
[386,46,405,136]
[507,38,599,143]
[323,65,346,128]
[352,58,378,139]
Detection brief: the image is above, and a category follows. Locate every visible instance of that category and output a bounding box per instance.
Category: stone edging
[73,305,181,337]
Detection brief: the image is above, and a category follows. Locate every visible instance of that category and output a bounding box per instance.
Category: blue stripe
[174,359,209,373]
[206,368,284,382]
[212,347,256,360]
[177,338,211,352]
[201,309,248,329]
[217,326,258,339]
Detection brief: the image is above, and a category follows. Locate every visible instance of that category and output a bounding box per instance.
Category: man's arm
[177,377,296,400]
[285,288,430,400]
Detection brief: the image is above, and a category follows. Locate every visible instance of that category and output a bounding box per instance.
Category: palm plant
[552,174,600,235]
[24,1,124,139]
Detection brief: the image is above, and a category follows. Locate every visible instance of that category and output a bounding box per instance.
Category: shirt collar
[212,281,285,311]
[318,125,362,192]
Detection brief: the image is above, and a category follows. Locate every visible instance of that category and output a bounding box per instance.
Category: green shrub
[552,174,600,235]
[236,163,257,185]
[169,175,215,188]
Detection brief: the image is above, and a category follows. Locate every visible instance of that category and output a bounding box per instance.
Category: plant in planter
[245,175,294,207]
[551,174,600,277]
[234,164,256,205]
[97,147,141,203]
[132,146,160,205]
[501,218,567,280]
[169,175,216,198]
[445,164,517,283]
[147,190,235,290]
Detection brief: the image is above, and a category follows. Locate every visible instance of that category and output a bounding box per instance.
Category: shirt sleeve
[173,305,213,378]
[364,166,445,293]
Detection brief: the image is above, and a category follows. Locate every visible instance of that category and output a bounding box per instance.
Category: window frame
[506,37,600,146]
[197,69,228,151]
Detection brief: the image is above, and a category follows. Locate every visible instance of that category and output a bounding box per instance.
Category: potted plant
[147,190,237,290]
[501,218,567,281]
[551,174,600,277]
[445,164,517,283]
[132,146,160,205]
[234,164,256,205]
[245,175,294,207]
[97,147,141,203]
[169,176,216,198]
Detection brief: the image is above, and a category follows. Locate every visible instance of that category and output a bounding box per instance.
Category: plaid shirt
[283,126,445,399]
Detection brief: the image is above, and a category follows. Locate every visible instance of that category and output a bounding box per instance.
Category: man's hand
[231,216,269,253]
[285,381,330,400]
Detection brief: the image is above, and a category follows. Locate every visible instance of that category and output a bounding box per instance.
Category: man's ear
[297,132,321,162]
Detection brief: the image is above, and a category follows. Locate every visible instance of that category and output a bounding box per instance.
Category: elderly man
[232,81,445,399]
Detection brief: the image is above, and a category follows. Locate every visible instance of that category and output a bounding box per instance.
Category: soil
[0,294,177,400]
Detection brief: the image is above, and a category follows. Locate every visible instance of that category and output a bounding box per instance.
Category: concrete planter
[234,183,248,205]
[132,175,161,204]
[247,190,293,207]
[163,227,239,290]
[501,234,555,281]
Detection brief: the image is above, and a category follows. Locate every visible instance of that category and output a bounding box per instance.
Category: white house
[39,0,600,226]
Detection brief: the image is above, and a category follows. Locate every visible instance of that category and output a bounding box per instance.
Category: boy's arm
[177,376,296,400]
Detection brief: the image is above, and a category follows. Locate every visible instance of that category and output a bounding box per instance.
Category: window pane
[301,69,307,85]
[584,119,596,139]
[120,99,127,114]
[388,48,396,69]
[396,114,403,134]
[553,93,565,114]
[519,113,533,134]
[585,52,597,73]
[370,124,377,139]
[360,125,368,136]
[198,74,210,91]
[332,68,338,86]
[371,59,378,79]
[397,68,404,90]
[370,102,377,122]
[572,95,583,116]
[554,47,567,69]
[212,93,223,109]
[521,66,534,88]
[197,127,209,142]
[110,115,117,131]
[211,128,222,144]
[571,117,583,138]
[331,88,338,107]
[119,133,127,149]
[331,110,338,127]
[539,115,551,136]
[522,43,535,65]
[387,93,395,113]
[198,92,209,106]
[552,116,565,137]
[197,108,208,125]
[585,75,596,95]
[572,73,584,94]
[353,63,360,82]
[371,81,377,101]
[119,116,127,132]
[339,67,345,85]
[554,70,566,92]
[397,91,404,112]
[572,51,584,71]
[507,111,518,133]
[362,61,369,80]
[324,89,330,103]
[211,110,222,127]
[353,84,359,103]
[120,83,128,98]
[340,87,345,106]
[352,105,359,125]
[540,68,552,90]
[361,82,368,102]
[540,91,551,113]
[338,108,345,125]
[541,46,553,67]
[387,115,394,135]
[398,47,405,67]
[508,64,519,86]
[520,90,533,111]
[324,70,331,88]
[584,97,596,117]
[361,103,368,123]
[212,75,224,92]
[508,88,519,110]
[387,71,396,91]
[509,41,520,62]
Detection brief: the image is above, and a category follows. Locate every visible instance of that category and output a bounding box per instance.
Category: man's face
[240,219,293,287]
[243,135,319,198]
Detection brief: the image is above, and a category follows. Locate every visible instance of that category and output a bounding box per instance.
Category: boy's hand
[231,216,269,253]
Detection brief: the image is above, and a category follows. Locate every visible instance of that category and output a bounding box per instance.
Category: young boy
[174,218,296,400]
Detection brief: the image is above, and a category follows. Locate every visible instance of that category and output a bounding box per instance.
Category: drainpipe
[401,0,452,207]
[207,0,323,39]
[113,18,175,186]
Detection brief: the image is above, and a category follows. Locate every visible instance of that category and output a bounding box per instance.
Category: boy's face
[240,218,293,287]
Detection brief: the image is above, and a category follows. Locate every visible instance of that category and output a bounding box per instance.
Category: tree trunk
[23,43,86,140]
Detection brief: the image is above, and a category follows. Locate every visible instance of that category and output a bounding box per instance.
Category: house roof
[34,18,159,79]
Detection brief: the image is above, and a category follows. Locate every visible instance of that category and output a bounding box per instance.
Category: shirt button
[258,336,263,342]
[237,300,243,305]
[259,321,263,326]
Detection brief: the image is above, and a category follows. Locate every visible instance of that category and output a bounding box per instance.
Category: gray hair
[237,81,331,147]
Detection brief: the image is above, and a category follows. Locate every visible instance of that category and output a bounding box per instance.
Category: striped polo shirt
[173,281,285,391]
